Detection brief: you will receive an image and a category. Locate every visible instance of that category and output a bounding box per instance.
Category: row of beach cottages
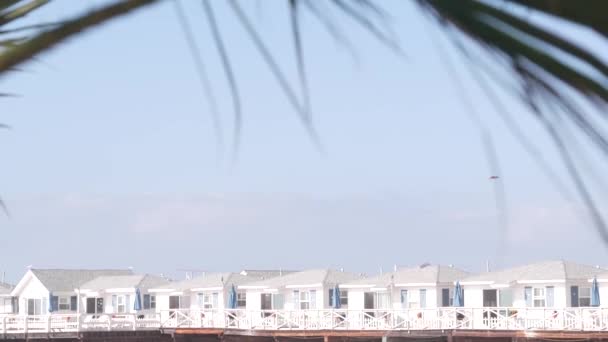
[0,260,607,317]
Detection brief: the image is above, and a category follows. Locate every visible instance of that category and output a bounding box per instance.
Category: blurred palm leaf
[418,0,608,242]
[0,0,608,235]
[0,0,159,74]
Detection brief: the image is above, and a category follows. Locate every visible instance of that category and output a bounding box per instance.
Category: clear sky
[0,0,607,283]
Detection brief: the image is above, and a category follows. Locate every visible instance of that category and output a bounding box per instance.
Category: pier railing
[2,307,608,334]
[158,307,608,331]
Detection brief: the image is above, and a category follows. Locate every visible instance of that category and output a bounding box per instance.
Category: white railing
[158,308,608,331]
[1,308,608,334]
[0,313,160,334]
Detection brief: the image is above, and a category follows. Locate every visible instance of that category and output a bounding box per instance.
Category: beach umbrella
[134,288,143,311]
[228,284,238,309]
[452,281,464,307]
[333,284,341,309]
[591,276,601,307]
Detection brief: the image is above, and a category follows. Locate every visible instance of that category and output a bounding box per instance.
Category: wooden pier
[5,329,608,342]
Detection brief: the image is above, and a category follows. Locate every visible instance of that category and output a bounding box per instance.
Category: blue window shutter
[571,286,579,307]
[125,295,130,312]
[546,287,554,307]
[329,289,334,307]
[112,295,117,312]
[524,287,532,307]
[310,290,317,309]
[70,296,77,311]
[49,295,58,312]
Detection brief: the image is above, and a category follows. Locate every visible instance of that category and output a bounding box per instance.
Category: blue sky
[0,1,607,282]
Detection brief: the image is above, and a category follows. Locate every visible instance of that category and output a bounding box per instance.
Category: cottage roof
[343,265,469,288]
[0,282,13,296]
[80,274,169,291]
[240,269,363,289]
[461,260,605,285]
[30,269,134,292]
[239,270,297,279]
[156,272,255,292]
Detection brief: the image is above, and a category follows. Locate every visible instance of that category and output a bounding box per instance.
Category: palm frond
[172,0,223,161]
[289,0,312,124]
[419,0,608,242]
[0,0,49,26]
[202,0,242,163]
[0,0,159,74]
[228,0,323,153]
[507,0,608,37]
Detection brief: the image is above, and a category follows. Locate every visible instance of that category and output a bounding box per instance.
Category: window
[59,297,70,311]
[400,290,408,308]
[533,287,546,307]
[579,287,591,307]
[441,288,452,307]
[328,289,348,307]
[375,292,390,309]
[499,289,513,307]
[144,294,156,310]
[261,293,283,310]
[27,298,42,315]
[237,292,246,308]
[0,298,12,314]
[113,295,129,313]
[169,296,180,310]
[117,296,126,313]
[261,293,272,310]
[403,289,428,309]
[420,289,427,308]
[86,298,104,314]
[294,290,316,310]
[273,294,284,309]
[198,292,219,309]
[300,291,311,310]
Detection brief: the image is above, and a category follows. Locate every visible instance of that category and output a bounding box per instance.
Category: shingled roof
[241,269,363,289]
[30,269,133,292]
[343,265,469,288]
[461,260,605,285]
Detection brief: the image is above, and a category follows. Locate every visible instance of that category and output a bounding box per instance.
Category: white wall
[347,289,365,310]
[463,286,484,308]
[462,283,568,308]
[245,291,262,311]
[188,290,226,310]
[243,286,330,311]
[16,273,49,315]
[598,283,608,308]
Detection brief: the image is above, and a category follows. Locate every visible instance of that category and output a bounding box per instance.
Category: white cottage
[150,271,287,321]
[239,269,363,311]
[0,282,16,314]
[460,260,605,309]
[77,274,169,316]
[10,269,133,315]
[342,264,469,311]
